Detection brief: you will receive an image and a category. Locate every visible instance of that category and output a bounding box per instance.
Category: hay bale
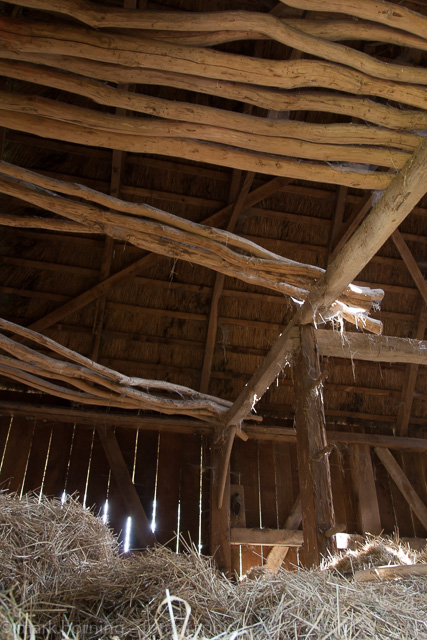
[0,493,426,639]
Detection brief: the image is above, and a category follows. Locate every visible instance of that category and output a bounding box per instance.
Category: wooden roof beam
[11,174,288,336]
[1,401,426,450]
[224,138,427,427]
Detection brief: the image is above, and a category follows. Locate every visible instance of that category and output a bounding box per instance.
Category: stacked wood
[0,162,384,333]
[0,318,239,420]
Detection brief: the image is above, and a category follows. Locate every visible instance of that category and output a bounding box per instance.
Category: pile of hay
[0,493,426,639]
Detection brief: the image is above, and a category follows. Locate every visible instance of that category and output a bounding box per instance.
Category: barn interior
[0,0,426,579]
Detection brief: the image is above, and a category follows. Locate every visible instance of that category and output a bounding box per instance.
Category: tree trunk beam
[3,53,426,130]
[279,0,427,41]
[224,138,427,427]
[0,89,415,170]
[0,318,244,421]
[0,164,384,331]
[316,330,427,366]
[2,7,427,85]
[0,62,421,149]
[0,110,394,191]
[294,325,336,567]
[1,19,426,109]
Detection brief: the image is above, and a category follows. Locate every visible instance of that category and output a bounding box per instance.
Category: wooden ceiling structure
[0,0,426,574]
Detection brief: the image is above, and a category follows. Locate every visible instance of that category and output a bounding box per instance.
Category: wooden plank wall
[0,416,208,553]
[0,416,425,564]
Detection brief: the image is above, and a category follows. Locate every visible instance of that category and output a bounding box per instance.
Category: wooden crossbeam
[1,401,427,450]
[224,138,427,427]
[21,176,287,336]
[230,528,303,546]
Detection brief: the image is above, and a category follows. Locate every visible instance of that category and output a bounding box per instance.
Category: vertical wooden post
[350,444,382,535]
[210,428,231,576]
[294,324,336,567]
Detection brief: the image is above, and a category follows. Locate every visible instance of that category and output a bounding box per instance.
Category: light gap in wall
[176,499,181,554]
[257,444,264,565]
[19,420,36,498]
[198,439,204,554]
[102,499,109,524]
[38,426,53,501]
[62,423,77,497]
[124,516,132,553]
[151,432,161,533]
[132,429,139,484]
[82,427,95,508]
[0,416,13,475]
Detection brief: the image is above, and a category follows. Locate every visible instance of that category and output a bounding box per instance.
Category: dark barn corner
[0,0,426,636]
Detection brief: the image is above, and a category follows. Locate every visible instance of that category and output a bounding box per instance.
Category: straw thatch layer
[0,493,426,639]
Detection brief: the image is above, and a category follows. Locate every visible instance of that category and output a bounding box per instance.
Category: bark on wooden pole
[294,325,336,567]
[210,428,232,575]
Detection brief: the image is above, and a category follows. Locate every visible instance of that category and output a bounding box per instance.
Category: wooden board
[64,425,94,501]
[106,426,138,546]
[0,415,12,465]
[258,441,278,529]
[42,422,74,498]
[133,429,159,532]
[373,453,397,533]
[233,439,263,573]
[0,416,34,493]
[388,450,415,537]
[179,433,203,551]
[231,528,303,546]
[274,441,295,528]
[84,427,111,516]
[22,421,52,495]
[349,444,381,535]
[155,432,182,547]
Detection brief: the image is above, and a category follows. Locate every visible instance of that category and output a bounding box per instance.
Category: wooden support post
[225,138,427,427]
[374,447,427,531]
[96,425,155,548]
[264,495,302,571]
[294,325,336,567]
[210,428,232,575]
[350,444,382,535]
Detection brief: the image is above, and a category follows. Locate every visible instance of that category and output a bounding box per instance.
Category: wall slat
[0,416,34,493]
[155,432,182,546]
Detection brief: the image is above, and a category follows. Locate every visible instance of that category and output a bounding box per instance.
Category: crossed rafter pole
[215,138,427,510]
